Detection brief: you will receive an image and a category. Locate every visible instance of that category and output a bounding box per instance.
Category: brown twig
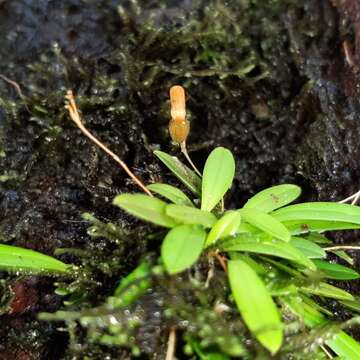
[165,327,176,360]
[209,250,227,273]
[64,90,152,196]
[0,74,30,112]
[343,41,355,68]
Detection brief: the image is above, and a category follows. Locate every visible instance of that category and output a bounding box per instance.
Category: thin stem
[209,250,227,273]
[180,141,202,177]
[338,190,360,204]
[320,344,333,359]
[65,90,152,197]
[205,257,215,288]
[165,327,176,360]
[220,198,225,212]
[324,245,360,251]
[215,252,228,273]
[0,74,30,112]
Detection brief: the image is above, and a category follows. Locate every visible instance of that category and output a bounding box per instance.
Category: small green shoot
[112,260,152,307]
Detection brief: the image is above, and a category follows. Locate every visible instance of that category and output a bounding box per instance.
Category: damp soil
[0,0,360,359]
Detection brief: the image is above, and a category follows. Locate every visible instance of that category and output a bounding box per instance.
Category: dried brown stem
[165,327,176,360]
[65,90,152,197]
[209,250,227,273]
[0,74,30,112]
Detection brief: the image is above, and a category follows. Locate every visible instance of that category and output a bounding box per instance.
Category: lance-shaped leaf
[147,183,194,207]
[228,259,283,354]
[340,297,360,313]
[162,225,205,274]
[154,150,201,195]
[313,260,360,280]
[331,250,354,266]
[201,147,235,212]
[283,220,360,235]
[166,204,217,228]
[282,296,360,359]
[220,234,315,270]
[113,194,178,228]
[239,208,290,242]
[244,184,301,213]
[289,237,326,259]
[0,244,69,273]
[272,202,360,224]
[205,211,241,247]
[301,282,354,301]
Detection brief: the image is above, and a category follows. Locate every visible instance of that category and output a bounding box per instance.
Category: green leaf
[340,297,360,313]
[272,202,360,225]
[332,250,354,266]
[283,220,360,235]
[147,183,193,207]
[113,194,178,228]
[220,234,315,270]
[229,253,267,275]
[205,211,241,247]
[114,261,151,296]
[239,208,290,242]
[154,150,201,195]
[301,282,354,301]
[228,259,283,354]
[313,260,360,280]
[327,331,360,360]
[201,147,235,211]
[112,261,152,307]
[244,184,301,213]
[282,296,360,359]
[289,237,326,259]
[236,222,259,234]
[305,233,332,244]
[161,225,205,274]
[0,244,69,273]
[166,204,217,228]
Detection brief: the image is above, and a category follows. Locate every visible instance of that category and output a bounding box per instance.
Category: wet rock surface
[0,0,359,358]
